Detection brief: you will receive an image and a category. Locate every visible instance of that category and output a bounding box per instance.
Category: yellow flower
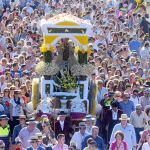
[40,44,47,53]
[75,46,79,54]
[87,47,92,55]
[50,46,55,52]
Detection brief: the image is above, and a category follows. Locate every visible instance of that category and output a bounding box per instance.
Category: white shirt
[130,96,140,108]
[71,131,89,150]
[142,142,150,150]
[0,82,7,93]
[11,98,24,117]
[85,126,93,135]
[112,110,118,120]
[59,121,64,131]
[140,47,150,60]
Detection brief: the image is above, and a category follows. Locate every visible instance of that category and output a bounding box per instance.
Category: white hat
[119,114,130,120]
[83,115,96,121]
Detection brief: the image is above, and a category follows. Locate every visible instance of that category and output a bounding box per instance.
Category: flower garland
[71,63,95,76]
[35,61,60,76]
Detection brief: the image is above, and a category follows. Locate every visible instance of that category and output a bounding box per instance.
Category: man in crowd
[119,93,135,117]
[71,122,89,150]
[82,126,105,150]
[55,111,72,145]
[110,114,137,150]
[82,115,95,135]
[19,118,40,149]
[139,89,150,110]
[26,136,44,150]
[105,100,123,143]
[0,115,10,150]
[12,115,26,145]
[130,104,147,143]
[97,80,108,103]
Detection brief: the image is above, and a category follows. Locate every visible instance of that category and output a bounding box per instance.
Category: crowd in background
[0,0,150,150]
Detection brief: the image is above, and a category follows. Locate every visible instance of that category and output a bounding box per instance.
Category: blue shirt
[82,135,105,150]
[129,40,141,55]
[110,123,136,149]
[119,100,135,117]
[12,124,23,144]
[97,87,108,103]
[26,146,44,150]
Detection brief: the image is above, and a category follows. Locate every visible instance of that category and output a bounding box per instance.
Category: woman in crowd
[142,134,150,150]
[2,88,10,117]
[109,131,128,150]
[42,120,57,146]
[10,90,25,129]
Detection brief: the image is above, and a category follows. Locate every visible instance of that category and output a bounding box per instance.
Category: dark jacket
[54,120,73,145]
[104,109,123,126]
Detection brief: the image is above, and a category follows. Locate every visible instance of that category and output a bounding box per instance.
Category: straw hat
[28,136,39,142]
[26,118,38,125]
[119,114,130,121]
[79,122,86,128]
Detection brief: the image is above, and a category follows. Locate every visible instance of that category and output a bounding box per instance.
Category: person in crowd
[99,93,113,143]
[82,115,95,135]
[110,114,137,150]
[129,89,140,107]
[0,115,10,150]
[109,131,128,150]
[83,138,98,150]
[18,118,40,149]
[82,126,105,150]
[26,136,45,150]
[37,114,49,131]
[96,80,108,103]
[42,120,57,146]
[54,111,72,145]
[10,90,25,129]
[130,104,147,143]
[71,122,89,150]
[145,107,150,120]
[105,100,123,143]
[138,120,150,149]
[52,134,69,150]
[14,137,25,150]
[2,88,11,117]
[119,93,135,117]
[142,134,150,150]
[139,89,150,110]
[12,115,26,145]
[0,75,7,93]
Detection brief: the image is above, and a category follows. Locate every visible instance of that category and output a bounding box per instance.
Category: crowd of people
[0,0,150,150]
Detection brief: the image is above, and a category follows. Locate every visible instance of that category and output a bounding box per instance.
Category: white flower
[71,64,95,76]
[35,61,60,76]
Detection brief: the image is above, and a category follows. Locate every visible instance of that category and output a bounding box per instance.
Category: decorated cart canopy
[40,13,92,53]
